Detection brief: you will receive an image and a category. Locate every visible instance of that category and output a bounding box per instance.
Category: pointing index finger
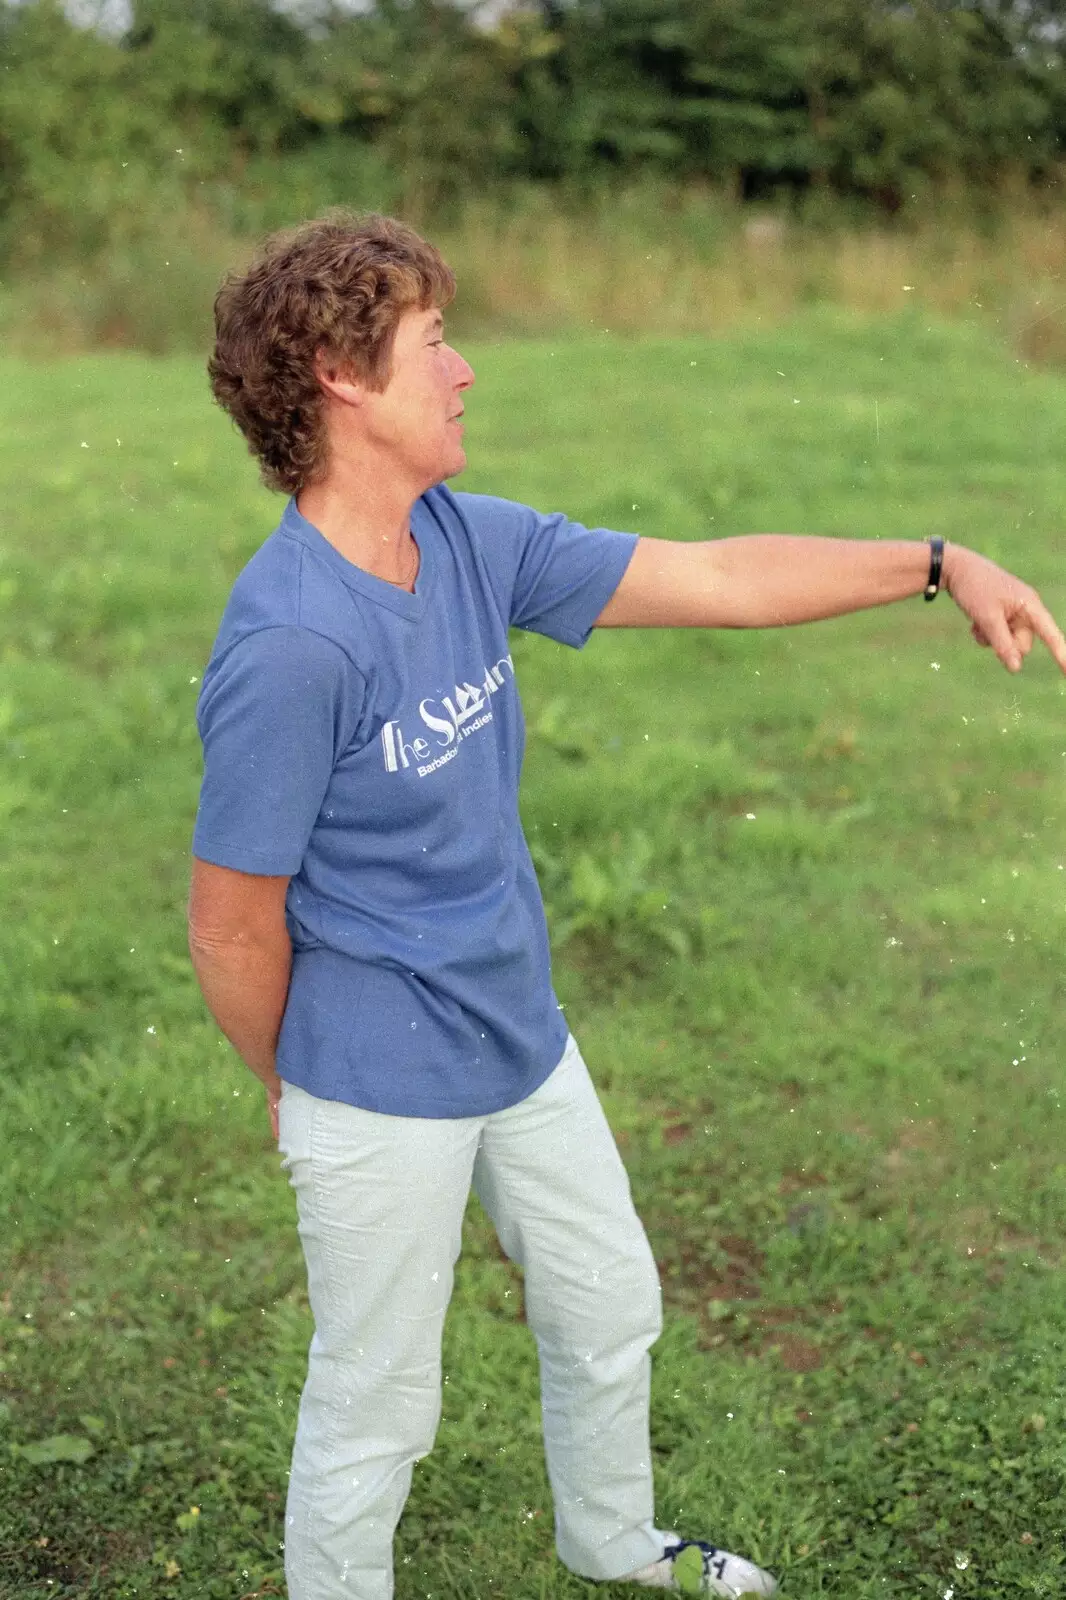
[1028,596,1066,675]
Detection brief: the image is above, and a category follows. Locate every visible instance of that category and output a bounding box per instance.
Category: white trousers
[277,1035,666,1599]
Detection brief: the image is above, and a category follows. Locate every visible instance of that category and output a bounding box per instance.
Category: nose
[449,346,475,390]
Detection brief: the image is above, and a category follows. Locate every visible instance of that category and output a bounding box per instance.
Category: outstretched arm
[595,534,1066,675]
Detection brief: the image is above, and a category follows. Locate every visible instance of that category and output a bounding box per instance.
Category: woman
[188,211,1064,1600]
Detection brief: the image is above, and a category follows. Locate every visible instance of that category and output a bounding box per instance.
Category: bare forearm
[188,930,292,1086]
[698,534,932,627]
[599,533,935,630]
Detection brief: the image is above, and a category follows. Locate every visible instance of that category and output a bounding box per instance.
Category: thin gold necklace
[384,532,418,590]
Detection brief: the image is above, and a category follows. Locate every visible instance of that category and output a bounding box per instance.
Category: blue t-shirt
[192,486,637,1117]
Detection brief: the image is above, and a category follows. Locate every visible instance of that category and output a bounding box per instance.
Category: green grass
[2,308,1066,1599]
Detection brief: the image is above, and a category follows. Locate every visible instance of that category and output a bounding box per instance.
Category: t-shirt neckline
[280,496,433,620]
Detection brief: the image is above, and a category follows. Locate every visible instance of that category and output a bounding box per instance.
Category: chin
[421,440,467,489]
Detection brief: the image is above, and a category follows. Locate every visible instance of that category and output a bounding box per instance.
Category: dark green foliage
[1,0,1066,274]
[526,0,1064,204]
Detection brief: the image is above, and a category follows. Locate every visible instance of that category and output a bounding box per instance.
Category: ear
[313,349,365,409]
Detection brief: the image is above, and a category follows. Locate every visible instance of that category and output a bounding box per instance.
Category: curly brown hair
[208,211,456,495]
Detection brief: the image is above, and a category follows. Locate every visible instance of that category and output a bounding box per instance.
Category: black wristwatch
[924,536,944,601]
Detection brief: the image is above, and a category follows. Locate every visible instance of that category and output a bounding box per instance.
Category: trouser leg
[472,1037,665,1582]
[278,1082,481,1600]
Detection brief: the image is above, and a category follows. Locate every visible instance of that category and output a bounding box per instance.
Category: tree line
[3,0,1066,267]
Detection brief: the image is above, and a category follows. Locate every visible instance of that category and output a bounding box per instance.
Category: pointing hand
[943,545,1066,674]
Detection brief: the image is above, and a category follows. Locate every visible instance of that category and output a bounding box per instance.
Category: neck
[296,456,422,590]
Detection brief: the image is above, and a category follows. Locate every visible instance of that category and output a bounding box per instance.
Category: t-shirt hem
[277,1047,562,1120]
[191,834,303,876]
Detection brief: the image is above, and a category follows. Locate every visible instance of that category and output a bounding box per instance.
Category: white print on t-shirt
[380,654,514,777]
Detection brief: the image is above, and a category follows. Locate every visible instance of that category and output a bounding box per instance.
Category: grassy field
[1,309,1065,1599]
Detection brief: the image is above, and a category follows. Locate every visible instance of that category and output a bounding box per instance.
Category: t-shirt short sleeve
[192,625,364,876]
[452,492,638,648]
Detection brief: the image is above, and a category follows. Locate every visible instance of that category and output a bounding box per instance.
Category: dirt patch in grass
[661,1120,694,1146]
[768,1334,825,1372]
[659,1232,765,1340]
[884,1117,942,1164]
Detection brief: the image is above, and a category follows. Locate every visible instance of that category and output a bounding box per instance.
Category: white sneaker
[625,1531,778,1597]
